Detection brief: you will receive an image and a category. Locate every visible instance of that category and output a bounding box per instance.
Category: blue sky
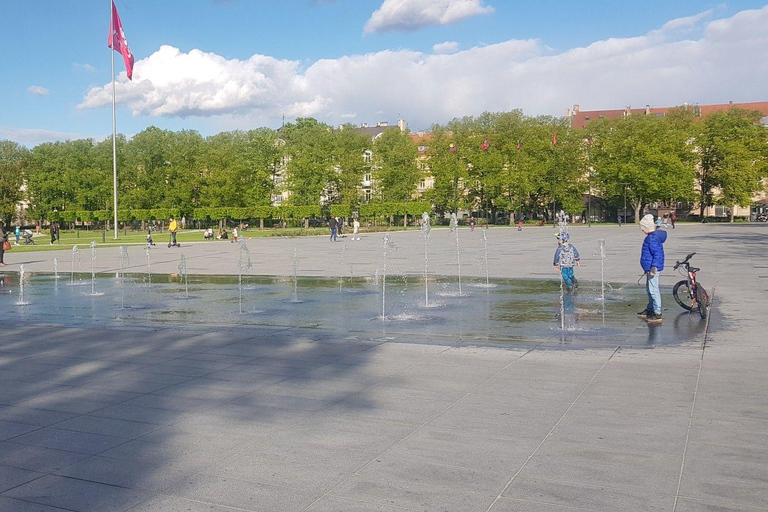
[1,0,767,146]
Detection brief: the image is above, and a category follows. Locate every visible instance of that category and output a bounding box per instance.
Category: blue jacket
[640,230,667,272]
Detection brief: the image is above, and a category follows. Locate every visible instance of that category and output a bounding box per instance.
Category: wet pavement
[0,223,765,511]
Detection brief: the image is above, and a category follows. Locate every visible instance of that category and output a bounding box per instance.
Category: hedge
[49,202,432,224]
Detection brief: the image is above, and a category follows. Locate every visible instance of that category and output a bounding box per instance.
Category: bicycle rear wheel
[673,280,696,311]
[696,284,709,319]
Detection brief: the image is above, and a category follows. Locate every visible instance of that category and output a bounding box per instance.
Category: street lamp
[621,182,629,226]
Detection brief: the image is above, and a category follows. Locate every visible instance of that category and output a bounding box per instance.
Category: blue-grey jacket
[553,243,580,267]
[640,230,667,272]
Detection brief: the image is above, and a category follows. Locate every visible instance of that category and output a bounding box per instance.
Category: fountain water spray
[237,242,253,314]
[178,253,189,299]
[120,245,130,308]
[144,246,151,286]
[449,213,463,296]
[421,212,431,306]
[70,245,80,285]
[339,241,348,293]
[291,248,300,302]
[15,264,30,306]
[87,241,104,296]
[53,258,60,280]
[557,210,570,234]
[599,239,606,322]
[381,234,397,319]
[481,228,493,289]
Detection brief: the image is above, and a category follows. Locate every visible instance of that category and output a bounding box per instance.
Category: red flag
[109,1,134,80]
[516,139,521,150]
[552,132,557,146]
[480,138,489,151]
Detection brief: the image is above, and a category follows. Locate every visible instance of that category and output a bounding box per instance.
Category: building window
[364,173,371,183]
[363,150,372,163]
[419,179,426,190]
[363,189,372,202]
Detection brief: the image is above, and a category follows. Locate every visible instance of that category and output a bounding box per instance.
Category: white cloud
[364,0,494,33]
[341,112,358,118]
[27,86,49,96]
[433,41,459,54]
[78,6,768,131]
[0,126,89,147]
[74,63,96,73]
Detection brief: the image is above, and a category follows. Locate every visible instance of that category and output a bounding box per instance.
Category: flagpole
[111,1,118,240]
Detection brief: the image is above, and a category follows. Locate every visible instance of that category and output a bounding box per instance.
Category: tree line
[1,107,766,228]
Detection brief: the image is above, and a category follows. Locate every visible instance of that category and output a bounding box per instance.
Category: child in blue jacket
[639,214,668,322]
[553,232,580,291]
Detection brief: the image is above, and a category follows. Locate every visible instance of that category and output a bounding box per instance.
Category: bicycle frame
[672,252,709,319]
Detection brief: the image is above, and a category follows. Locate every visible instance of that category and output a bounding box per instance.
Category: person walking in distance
[329,217,337,242]
[670,211,677,229]
[168,216,178,246]
[352,218,360,240]
[0,221,8,266]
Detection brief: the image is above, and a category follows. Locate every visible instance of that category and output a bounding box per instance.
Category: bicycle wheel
[696,284,709,319]
[673,280,696,311]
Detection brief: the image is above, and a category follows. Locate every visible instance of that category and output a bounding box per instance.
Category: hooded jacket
[640,230,667,272]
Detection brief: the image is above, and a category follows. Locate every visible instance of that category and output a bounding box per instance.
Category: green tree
[282,118,335,206]
[372,128,420,203]
[0,140,28,226]
[329,126,371,205]
[590,114,697,223]
[698,109,768,220]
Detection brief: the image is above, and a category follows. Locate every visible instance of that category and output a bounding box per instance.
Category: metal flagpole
[111,0,118,240]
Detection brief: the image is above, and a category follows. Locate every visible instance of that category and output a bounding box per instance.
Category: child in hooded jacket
[553,232,580,291]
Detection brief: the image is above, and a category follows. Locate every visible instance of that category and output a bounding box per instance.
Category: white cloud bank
[364,0,494,33]
[0,126,87,147]
[27,86,49,96]
[432,41,459,54]
[79,7,768,131]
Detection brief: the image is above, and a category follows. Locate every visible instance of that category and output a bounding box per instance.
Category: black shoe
[646,313,663,323]
[637,309,651,317]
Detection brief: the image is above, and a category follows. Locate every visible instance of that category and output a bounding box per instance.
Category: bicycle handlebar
[674,252,696,270]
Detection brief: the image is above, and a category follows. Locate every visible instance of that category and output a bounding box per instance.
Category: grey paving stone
[88,403,183,425]
[54,415,160,439]
[305,495,418,511]
[4,475,151,512]
[0,441,91,472]
[502,476,674,511]
[358,454,509,495]
[0,496,70,512]
[10,427,128,455]
[0,466,45,493]
[98,438,236,466]
[128,495,249,512]
[384,427,541,473]
[55,455,194,493]
[677,441,768,509]
[330,472,497,512]
[673,497,766,512]
[0,420,39,441]
[202,453,351,495]
[162,473,319,511]
[520,440,683,497]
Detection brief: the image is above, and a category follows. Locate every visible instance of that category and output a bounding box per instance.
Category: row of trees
[1,107,766,227]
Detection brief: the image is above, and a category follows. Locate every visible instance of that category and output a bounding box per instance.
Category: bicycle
[672,252,709,319]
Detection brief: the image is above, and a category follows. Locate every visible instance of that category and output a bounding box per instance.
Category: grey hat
[640,214,655,232]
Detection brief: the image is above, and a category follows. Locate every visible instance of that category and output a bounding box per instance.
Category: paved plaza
[0,223,766,511]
